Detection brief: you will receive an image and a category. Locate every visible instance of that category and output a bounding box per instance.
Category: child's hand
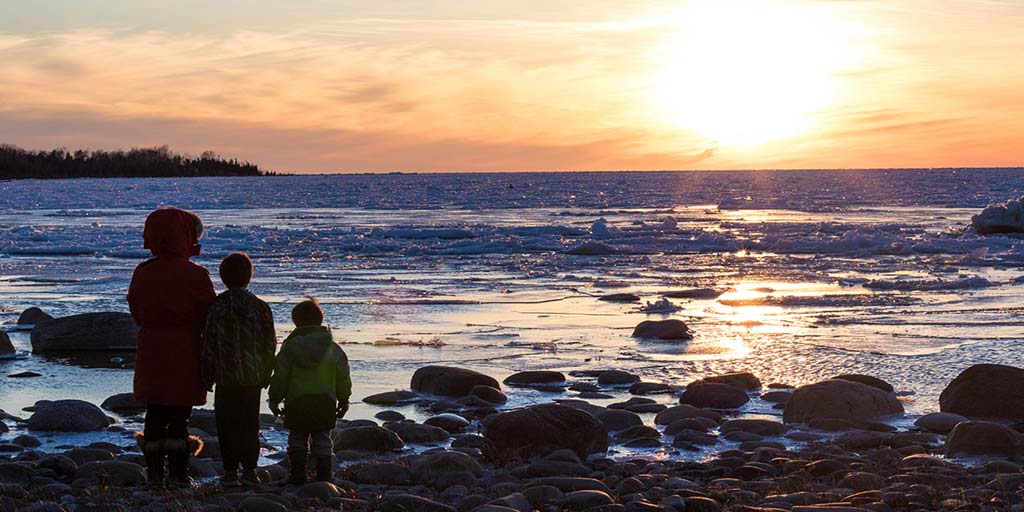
[336,400,349,419]
[269,401,282,417]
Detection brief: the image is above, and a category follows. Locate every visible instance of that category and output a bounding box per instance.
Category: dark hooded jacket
[201,288,276,390]
[268,325,351,432]
[128,208,216,406]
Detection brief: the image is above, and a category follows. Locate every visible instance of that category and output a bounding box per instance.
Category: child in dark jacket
[268,298,351,484]
[201,252,276,487]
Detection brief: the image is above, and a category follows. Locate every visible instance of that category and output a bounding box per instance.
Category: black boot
[141,439,166,487]
[164,437,194,488]
[314,456,333,482]
[287,450,307,485]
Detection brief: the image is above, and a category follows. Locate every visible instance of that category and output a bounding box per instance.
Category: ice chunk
[971,196,1024,235]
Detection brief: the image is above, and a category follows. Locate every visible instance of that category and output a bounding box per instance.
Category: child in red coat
[128,207,216,486]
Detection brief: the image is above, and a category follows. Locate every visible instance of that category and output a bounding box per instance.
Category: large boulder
[30,312,138,352]
[631,320,692,340]
[411,366,500,397]
[940,364,1024,420]
[946,421,1024,457]
[832,374,894,393]
[386,422,450,445]
[483,404,608,458]
[0,332,13,356]
[783,380,904,424]
[971,196,1024,235]
[679,383,749,409]
[18,307,54,325]
[27,400,111,432]
[410,450,483,483]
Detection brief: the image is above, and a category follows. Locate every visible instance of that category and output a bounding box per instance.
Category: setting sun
[649,0,867,147]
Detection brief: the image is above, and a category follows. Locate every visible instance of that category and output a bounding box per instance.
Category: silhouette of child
[201,252,276,488]
[268,298,351,484]
[128,207,216,487]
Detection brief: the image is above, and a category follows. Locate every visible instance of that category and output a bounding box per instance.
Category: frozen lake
[1,169,1023,459]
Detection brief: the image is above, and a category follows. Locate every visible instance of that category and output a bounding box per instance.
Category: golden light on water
[648,0,867,147]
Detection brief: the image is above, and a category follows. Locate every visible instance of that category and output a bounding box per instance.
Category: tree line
[0,144,270,179]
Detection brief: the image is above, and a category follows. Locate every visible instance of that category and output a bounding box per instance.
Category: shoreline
[2,366,1024,512]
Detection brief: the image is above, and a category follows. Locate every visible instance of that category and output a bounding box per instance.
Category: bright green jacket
[268,325,351,406]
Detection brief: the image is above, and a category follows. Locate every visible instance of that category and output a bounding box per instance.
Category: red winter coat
[128,208,216,406]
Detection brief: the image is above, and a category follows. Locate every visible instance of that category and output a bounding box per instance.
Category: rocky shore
[3,363,1024,512]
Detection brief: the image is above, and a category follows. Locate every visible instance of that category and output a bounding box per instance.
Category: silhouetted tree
[0,144,269,179]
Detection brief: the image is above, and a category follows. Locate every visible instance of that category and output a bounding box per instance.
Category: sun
[648,0,863,147]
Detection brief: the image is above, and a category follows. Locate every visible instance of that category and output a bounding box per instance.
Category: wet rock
[484,404,608,458]
[379,494,457,512]
[720,419,789,436]
[7,371,40,378]
[74,461,147,486]
[0,463,33,484]
[664,418,715,434]
[411,450,483,484]
[424,413,470,433]
[761,391,792,404]
[503,371,566,387]
[99,393,145,415]
[352,462,411,485]
[527,476,611,494]
[654,405,721,425]
[386,422,450,444]
[614,425,661,440]
[838,471,886,492]
[363,390,420,405]
[940,364,1024,420]
[37,456,77,480]
[375,410,405,422]
[595,409,643,431]
[30,312,138,352]
[679,383,749,409]
[562,490,614,509]
[946,421,1024,457]
[11,436,40,448]
[239,496,288,512]
[470,385,508,404]
[692,372,762,390]
[628,382,673,395]
[296,481,342,501]
[833,374,895,393]
[0,333,13,356]
[332,425,405,452]
[412,366,501,397]
[914,412,967,434]
[672,429,718,446]
[26,400,111,432]
[17,307,53,325]
[683,496,722,512]
[783,380,904,424]
[835,430,887,450]
[599,293,641,303]
[598,370,640,386]
[631,319,692,341]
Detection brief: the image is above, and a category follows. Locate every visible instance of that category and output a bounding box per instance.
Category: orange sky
[0,0,1021,172]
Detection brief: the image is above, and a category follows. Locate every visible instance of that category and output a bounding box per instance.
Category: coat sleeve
[200,303,220,391]
[258,302,277,388]
[268,342,292,404]
[335,348,352,403]
[126,267,142,326]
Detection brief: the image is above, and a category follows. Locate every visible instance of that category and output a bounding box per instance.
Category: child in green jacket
[268,298,351,484]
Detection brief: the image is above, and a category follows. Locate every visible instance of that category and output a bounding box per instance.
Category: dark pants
[144,405,191,442]
[215,385,262,471]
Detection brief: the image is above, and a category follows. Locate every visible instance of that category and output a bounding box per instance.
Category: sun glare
[649,0,864,147]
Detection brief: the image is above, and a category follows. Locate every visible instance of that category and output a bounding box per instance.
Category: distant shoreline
[3,166,1023,180]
